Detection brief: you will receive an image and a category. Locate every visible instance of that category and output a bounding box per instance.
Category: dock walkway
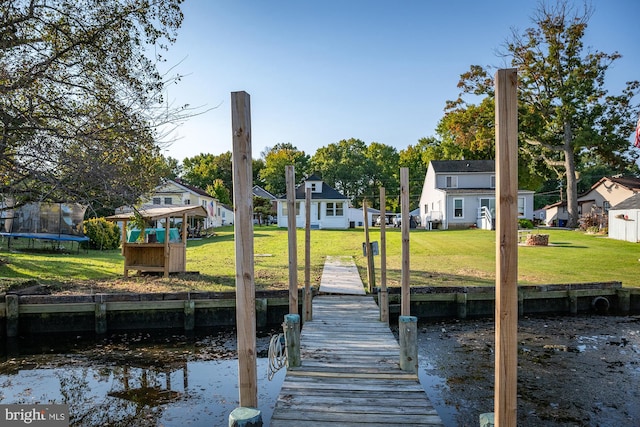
[270,257,443,427]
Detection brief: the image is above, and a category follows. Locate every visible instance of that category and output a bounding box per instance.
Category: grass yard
[0,227,638,294]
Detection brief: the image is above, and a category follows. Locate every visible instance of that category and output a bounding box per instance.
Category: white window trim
[453,198,464,218]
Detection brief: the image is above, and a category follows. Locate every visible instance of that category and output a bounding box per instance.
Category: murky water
[0,331,285,426]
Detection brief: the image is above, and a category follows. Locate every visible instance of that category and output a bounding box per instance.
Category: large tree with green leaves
[446,1,639,227]
[310,138,371,206]
[259,143,310,196]
[181,152,233,195]
[1,0,187,213]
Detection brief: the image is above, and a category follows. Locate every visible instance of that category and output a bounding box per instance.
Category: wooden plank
[271,294,443,426]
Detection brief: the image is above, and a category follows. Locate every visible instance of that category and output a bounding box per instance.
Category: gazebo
[106,205,208,278]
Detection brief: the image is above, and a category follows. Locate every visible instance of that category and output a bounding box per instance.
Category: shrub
[518,218,534,229]
[82,218,121,250]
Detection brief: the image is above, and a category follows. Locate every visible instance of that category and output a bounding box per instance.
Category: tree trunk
[563,121,579,228]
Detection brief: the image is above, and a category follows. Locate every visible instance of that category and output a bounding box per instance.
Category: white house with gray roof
[418,160,534,230]
[276,173,350,229]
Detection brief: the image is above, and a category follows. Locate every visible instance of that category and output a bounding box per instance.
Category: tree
[253,196,274,226]
[448,1,639,227]
[182,152,233,194]
[259,143,310,196]
[311,138,371,206]
[206,179,231,206]
[1,0,187,213]
[362,142,399,209]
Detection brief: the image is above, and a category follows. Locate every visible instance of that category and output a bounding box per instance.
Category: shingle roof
[252,185,276,200]
[611,193,640,210]
[430,160,495,173]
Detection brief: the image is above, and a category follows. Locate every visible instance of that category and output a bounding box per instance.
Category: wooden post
[184,300,195,331]
[379,187,389,323]
[400,167,410,316]
[363,200,375,293]
[95,294,107,334]
[6,294,19,337]
[399,315,418,373]
[494,68,518,427]
[283,313,301,368]
[304,187,312,321]
[163,215,170,278]
[231,90,259,411]
[286,165,298,314]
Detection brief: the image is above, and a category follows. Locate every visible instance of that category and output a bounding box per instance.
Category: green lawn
[0,227,638,293]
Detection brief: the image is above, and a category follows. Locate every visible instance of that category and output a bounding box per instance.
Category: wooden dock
[270,258,443,426]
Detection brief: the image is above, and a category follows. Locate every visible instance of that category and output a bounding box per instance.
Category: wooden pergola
[106,205,208,278]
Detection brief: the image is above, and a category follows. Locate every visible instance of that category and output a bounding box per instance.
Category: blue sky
[159,0,639,162]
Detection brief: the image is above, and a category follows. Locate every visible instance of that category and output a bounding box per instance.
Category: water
[0,331,285,426]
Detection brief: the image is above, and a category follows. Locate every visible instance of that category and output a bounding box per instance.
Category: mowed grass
[0,227,639,294]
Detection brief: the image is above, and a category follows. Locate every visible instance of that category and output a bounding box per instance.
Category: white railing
[477,206,493,230]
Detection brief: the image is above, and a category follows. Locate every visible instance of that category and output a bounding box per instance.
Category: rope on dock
[267,333,286,381]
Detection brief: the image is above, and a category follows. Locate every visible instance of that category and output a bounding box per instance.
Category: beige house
[577,176,640,217]
[115,179,222,229]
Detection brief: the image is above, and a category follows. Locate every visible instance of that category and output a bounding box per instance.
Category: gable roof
[252,185,276,200]
[588,176,640,193]
[430,160,495,173]
[171,179,213,198]
[611,193,640,210]
[276,176,348,201]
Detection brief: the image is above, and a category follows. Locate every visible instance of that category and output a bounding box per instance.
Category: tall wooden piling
[363,200,375,293]
[400,167,410,316]
[304,187,312,321]
[231,91,259,411]
[286,165,298,314]
[494,68,518,427]
[379,187,389,323]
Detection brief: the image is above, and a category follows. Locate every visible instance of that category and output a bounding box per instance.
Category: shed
[608,194,640,243]
[106,205,207,277]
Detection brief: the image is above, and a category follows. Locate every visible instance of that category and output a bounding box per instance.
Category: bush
[82,218,121,250]
[518,218,534,229]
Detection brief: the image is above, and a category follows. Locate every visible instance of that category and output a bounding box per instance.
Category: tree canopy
[1,0,186,213]
[443,1,639,226]
[259,143,310,196]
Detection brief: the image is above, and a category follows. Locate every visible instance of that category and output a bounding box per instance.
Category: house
[418,160,534,230]
[276,173,350,229]
[115,179,221,229]
[608,193,640,242]
[540,201,569,227]
[218,204,234,226]
[348,206,380,228]
[253,185,277,224]
[578,176,640,220]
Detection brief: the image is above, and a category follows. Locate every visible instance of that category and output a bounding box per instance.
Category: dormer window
[445,176,458,188]
[311,183,317,192]
[490,175,496,188]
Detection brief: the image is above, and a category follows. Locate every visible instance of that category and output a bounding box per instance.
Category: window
[326,202,344,216]
[518,197,525,217]
[424,204,428,213]
[454,198,464,218]
[445,176,458,188]
[184,199,191,205]
[153,197,161,205]
[490,175,496,188]
[282,202,300,216]
[603,201,611,213]
[480,198,496,216]
[164,197,172,205]
[311,183,317,192]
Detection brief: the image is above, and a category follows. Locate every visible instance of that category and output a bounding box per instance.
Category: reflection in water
[0,332,285,426]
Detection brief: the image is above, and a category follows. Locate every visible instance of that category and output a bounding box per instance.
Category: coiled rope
[267,333,286,381]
